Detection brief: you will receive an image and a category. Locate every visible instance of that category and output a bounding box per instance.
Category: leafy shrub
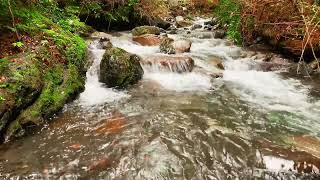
[214,0,242,44]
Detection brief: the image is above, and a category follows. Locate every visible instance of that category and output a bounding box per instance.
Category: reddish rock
[132,34,162,46]
[94,111,126,135]
[87,157,112,172]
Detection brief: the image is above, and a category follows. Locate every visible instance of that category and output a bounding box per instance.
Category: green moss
[100,47,143,88]
[0,58,10,75]
[132,26,160,36]
[10,62,85,135]
[0,1,89,140]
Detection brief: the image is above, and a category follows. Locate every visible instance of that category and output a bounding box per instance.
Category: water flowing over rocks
[141,55,194,73]
[160,37,192,54]
[208,56,225,70]
[97,37,112,49]
[2,17,320,180]
[99,47,143,88]
[175,16,193,28]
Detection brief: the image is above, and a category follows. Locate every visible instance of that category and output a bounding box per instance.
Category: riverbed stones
[131,26,163,46]
[175,16,192,28]
[98,37,112,49]
[141,55,194,73]
[160,37,175,54]
[132,26,161,36]
[154,18,171,30]
[99,47,143,88]
[204,17,218,26]
[132,34,162,46]
[175,16,184,22]
[191,24,202,30]
[208,56,225,70]
[160,37,192,54]
[173,39,192,53]
[213,30,226,39]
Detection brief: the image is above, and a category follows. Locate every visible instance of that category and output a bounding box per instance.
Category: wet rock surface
[132,26,161,36]
[132,34,163,46]
[99,47,143,88]
[160,37,192,54]
[141,55,195,73]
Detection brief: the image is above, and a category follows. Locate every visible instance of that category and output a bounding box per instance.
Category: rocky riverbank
[1,0,319,144]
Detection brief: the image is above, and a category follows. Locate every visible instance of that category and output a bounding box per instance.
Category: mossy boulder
[132,26,161,36]
[99,47,144,88]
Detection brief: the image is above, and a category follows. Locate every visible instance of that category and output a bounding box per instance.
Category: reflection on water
[1,25,320,179]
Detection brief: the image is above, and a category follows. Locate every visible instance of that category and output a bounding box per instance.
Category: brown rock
[87,157,112,172]
[132,34,162,46]
[208,56,225,70]
[94,111,126,135]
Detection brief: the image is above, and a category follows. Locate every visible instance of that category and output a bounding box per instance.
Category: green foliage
[0,0,89,138]
[0,58,10,74]
[0,95,5,102]
[12,41,24,48]
[214,0,242,44]
[15,8,53,34]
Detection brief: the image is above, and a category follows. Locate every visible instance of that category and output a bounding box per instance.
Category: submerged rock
[141,55,194,73]
[208,56,225,70]
[257,53,291,72]
[132,26,160,36]
[176,20,193,28]
[98,37,112,49]
[160,37,175,54]
[160,37,192,54]
[213,30,226,39]
[132,34,162,46]
[175,16,184,22]
[154,18,171,30]
[99,47,143,88]
[175,16,192,28]
[204,17,218,26]
[191,24,202,30]
[173,39,192,53]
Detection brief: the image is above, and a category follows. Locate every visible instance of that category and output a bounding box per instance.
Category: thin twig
[7,0,20,40]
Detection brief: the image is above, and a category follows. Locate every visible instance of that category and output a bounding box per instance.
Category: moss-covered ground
[0,1,92,141]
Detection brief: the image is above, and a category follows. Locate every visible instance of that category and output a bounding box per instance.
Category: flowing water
[1,25,320,179]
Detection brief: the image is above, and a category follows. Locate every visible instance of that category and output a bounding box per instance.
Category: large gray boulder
[99,47,144,88]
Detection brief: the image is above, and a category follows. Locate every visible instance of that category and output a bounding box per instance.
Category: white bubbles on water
[78,41,129,107]
[144,72,212,92]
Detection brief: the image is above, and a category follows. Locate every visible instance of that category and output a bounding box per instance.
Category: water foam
[79,41,129,106]
[144,72,212,92]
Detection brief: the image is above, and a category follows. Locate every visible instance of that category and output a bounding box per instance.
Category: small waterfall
[140,56,194,73]
[78,40,129,106]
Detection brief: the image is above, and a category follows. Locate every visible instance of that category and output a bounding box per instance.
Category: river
[1,22,320,179]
